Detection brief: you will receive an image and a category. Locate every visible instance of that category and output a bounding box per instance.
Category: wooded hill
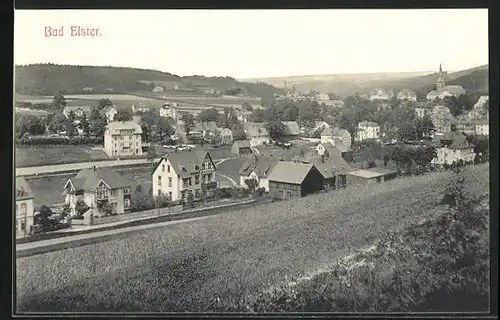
[15,64,283,98]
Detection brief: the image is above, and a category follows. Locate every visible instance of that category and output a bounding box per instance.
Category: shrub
[17,136,103,145]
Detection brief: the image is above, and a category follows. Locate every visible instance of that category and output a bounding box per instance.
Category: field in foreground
[16,145,109,168]
[16,164,489,312]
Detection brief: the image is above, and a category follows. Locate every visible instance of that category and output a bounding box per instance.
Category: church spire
[439,63,442,74]
[436,63,446,91]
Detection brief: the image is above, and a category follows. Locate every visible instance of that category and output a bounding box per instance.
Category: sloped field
[17,164,489,312]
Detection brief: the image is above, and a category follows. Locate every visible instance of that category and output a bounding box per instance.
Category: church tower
[436,63,446,91]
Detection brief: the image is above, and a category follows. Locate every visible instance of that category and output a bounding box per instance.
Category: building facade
[63,167,132,217]
[152,150,217,202]
[268,162,324,200]
[475,120,489,136]
[104,121,143,157]
[320,127,352,148]
[63,106,91,119]
[101,106,118,123]
[239,156,279,192]
[431,133,476,166]
[356,121,380,141]
[159,103,179,121]
[15,177,35,236]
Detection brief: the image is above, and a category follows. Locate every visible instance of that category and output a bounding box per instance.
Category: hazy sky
[14,9,488,79]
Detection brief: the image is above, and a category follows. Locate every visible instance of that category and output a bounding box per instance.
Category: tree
[413,146,437,173]
[182,113,195,135]
[98,98,113,111]
[15,114,45,138]
[249,109,266,123]
[65,120,77,137]
[115,109,133,121]
[147,145,158,163]
[443,96,462,117]
[245,178,258,194]
[79,116,90,135]
[157,117,175,137]
[231,123,247,141]
[35,205,53,231]
[398,122,418,142]
[266,120,285,140]
[284,105,299,122]
[45,112,67,134]
[242,102,253,111]
[74,200,90,216]
[89,107,107,138]
[52,93,67,109]
[415,114,434,138]
[198,108,219,122]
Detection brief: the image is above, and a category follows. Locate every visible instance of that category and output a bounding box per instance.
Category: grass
[16,164,489,312]
[15,145,109,168]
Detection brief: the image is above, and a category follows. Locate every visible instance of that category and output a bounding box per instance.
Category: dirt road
[16,164,489,312]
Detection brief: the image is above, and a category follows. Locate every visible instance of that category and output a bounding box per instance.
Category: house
[313,144,353,189]
[193,121,218,138]
[63,167,133,217]
[235,108,252,123]
[267,162,324,200]
[100,105,118,123]
[63,106,91,119]
[473,95,489,109]
[15,177,35,236]
[218,128,233,145]
[317,92,330,100]
[152,150,217,202]
[346,167,398,186]
[282,121,300,139]
[426,64,466,101]
[431,132,475,166]
[239,155,279,192]
[453,116,476,135]
[231,140,252,155]
[397,89,417,102]
[104,121,143,157]
[316,140,353,163]
[369,89,394,101]
[431,105,455,133]
[415,107,428,119]
[468,95,489,120]
[475,119,489,136]
[356,121,380,141]
[131,104,150,113]
[320,127,352,148]
[152,85,164,93]
[159,103,179,121]
[244,122,270,147]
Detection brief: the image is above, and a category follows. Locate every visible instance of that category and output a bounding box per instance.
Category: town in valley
[14,9,490,314]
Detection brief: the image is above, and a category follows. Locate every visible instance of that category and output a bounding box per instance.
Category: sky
[14,9,488,79]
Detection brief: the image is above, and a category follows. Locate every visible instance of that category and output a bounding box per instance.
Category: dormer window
[181,166,187,172]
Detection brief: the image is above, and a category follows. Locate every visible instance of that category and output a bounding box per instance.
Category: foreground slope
[17,164,489,312]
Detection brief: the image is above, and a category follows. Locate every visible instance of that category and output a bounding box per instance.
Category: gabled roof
[66,167,132,192]
[358,121,379,128]
[155,150,214,178]
[239,156,279,178]
[282,121,300,136]
[16,177,34,200]
[106,121,143,134]
[267,161,316,185]
[245,123,269,138]
[329,139,352,153]
[433,132,474,150]
[321,126,350,137]
[233,140,251,148]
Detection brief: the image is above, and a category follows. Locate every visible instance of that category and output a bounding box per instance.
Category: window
[21,220,26,231]
[168,177,172,187]
[169,192,172,199]
[195,165,199,171]
[195,175,200,185]
[188,178,192,186]
[124,198,131,208]
[110,189,117,197]
[181,191,186,199]
[158,176,162,186]
[20,203,27,216]
[167,165,170,173]
[162,164,165,172]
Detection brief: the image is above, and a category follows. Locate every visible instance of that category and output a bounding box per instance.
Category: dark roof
[16,177,34,200]
[239,156,279,178]
[66,167,132,191]
[268,161,316,184]
[156,150,213,178]
[233,140,251,149]
[326,140,352,154]
[433,132,474,149]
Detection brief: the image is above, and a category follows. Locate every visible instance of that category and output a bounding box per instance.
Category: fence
[92,204,184,225]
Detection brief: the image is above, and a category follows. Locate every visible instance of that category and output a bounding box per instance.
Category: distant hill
[242,65,488,97]
[14,64,283,98]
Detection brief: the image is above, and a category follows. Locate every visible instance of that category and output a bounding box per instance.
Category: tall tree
[115,108,133,121]
[198,108,219,122]
[242,102,253,111]
[45,112,67,134]
[98,98,113,111]
[51,93,67,109]
[15,114,45,137]
[182,113,195,136]
[265,119,285,140]
[157,117,175,137]
[231,123,247,141]
[88,107,107,138]
[248,109,266,123]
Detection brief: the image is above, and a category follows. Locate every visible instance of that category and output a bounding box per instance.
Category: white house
[397,89,417,102]
[100,105,118,123]
[15,177,35,237]
[244,122,270,147]
[152,150,217,202]
[320,127,352,147]
[415,107,428,119]
[63,106,91,119]
[132,104,150,113]
[152,85,164,93]
[104,121,143,157]
[159,103,179,121]
[238,156,279,192]
[475,119,489,136]
[356,121,380,141]
[431,132,475,166]
[369,89,394,101]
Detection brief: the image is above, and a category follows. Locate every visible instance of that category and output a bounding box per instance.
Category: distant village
[15,63,489,238]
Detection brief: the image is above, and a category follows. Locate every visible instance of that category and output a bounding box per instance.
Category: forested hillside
[14,64,283,98]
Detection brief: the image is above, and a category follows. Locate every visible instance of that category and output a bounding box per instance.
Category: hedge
[17,136,103,145]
